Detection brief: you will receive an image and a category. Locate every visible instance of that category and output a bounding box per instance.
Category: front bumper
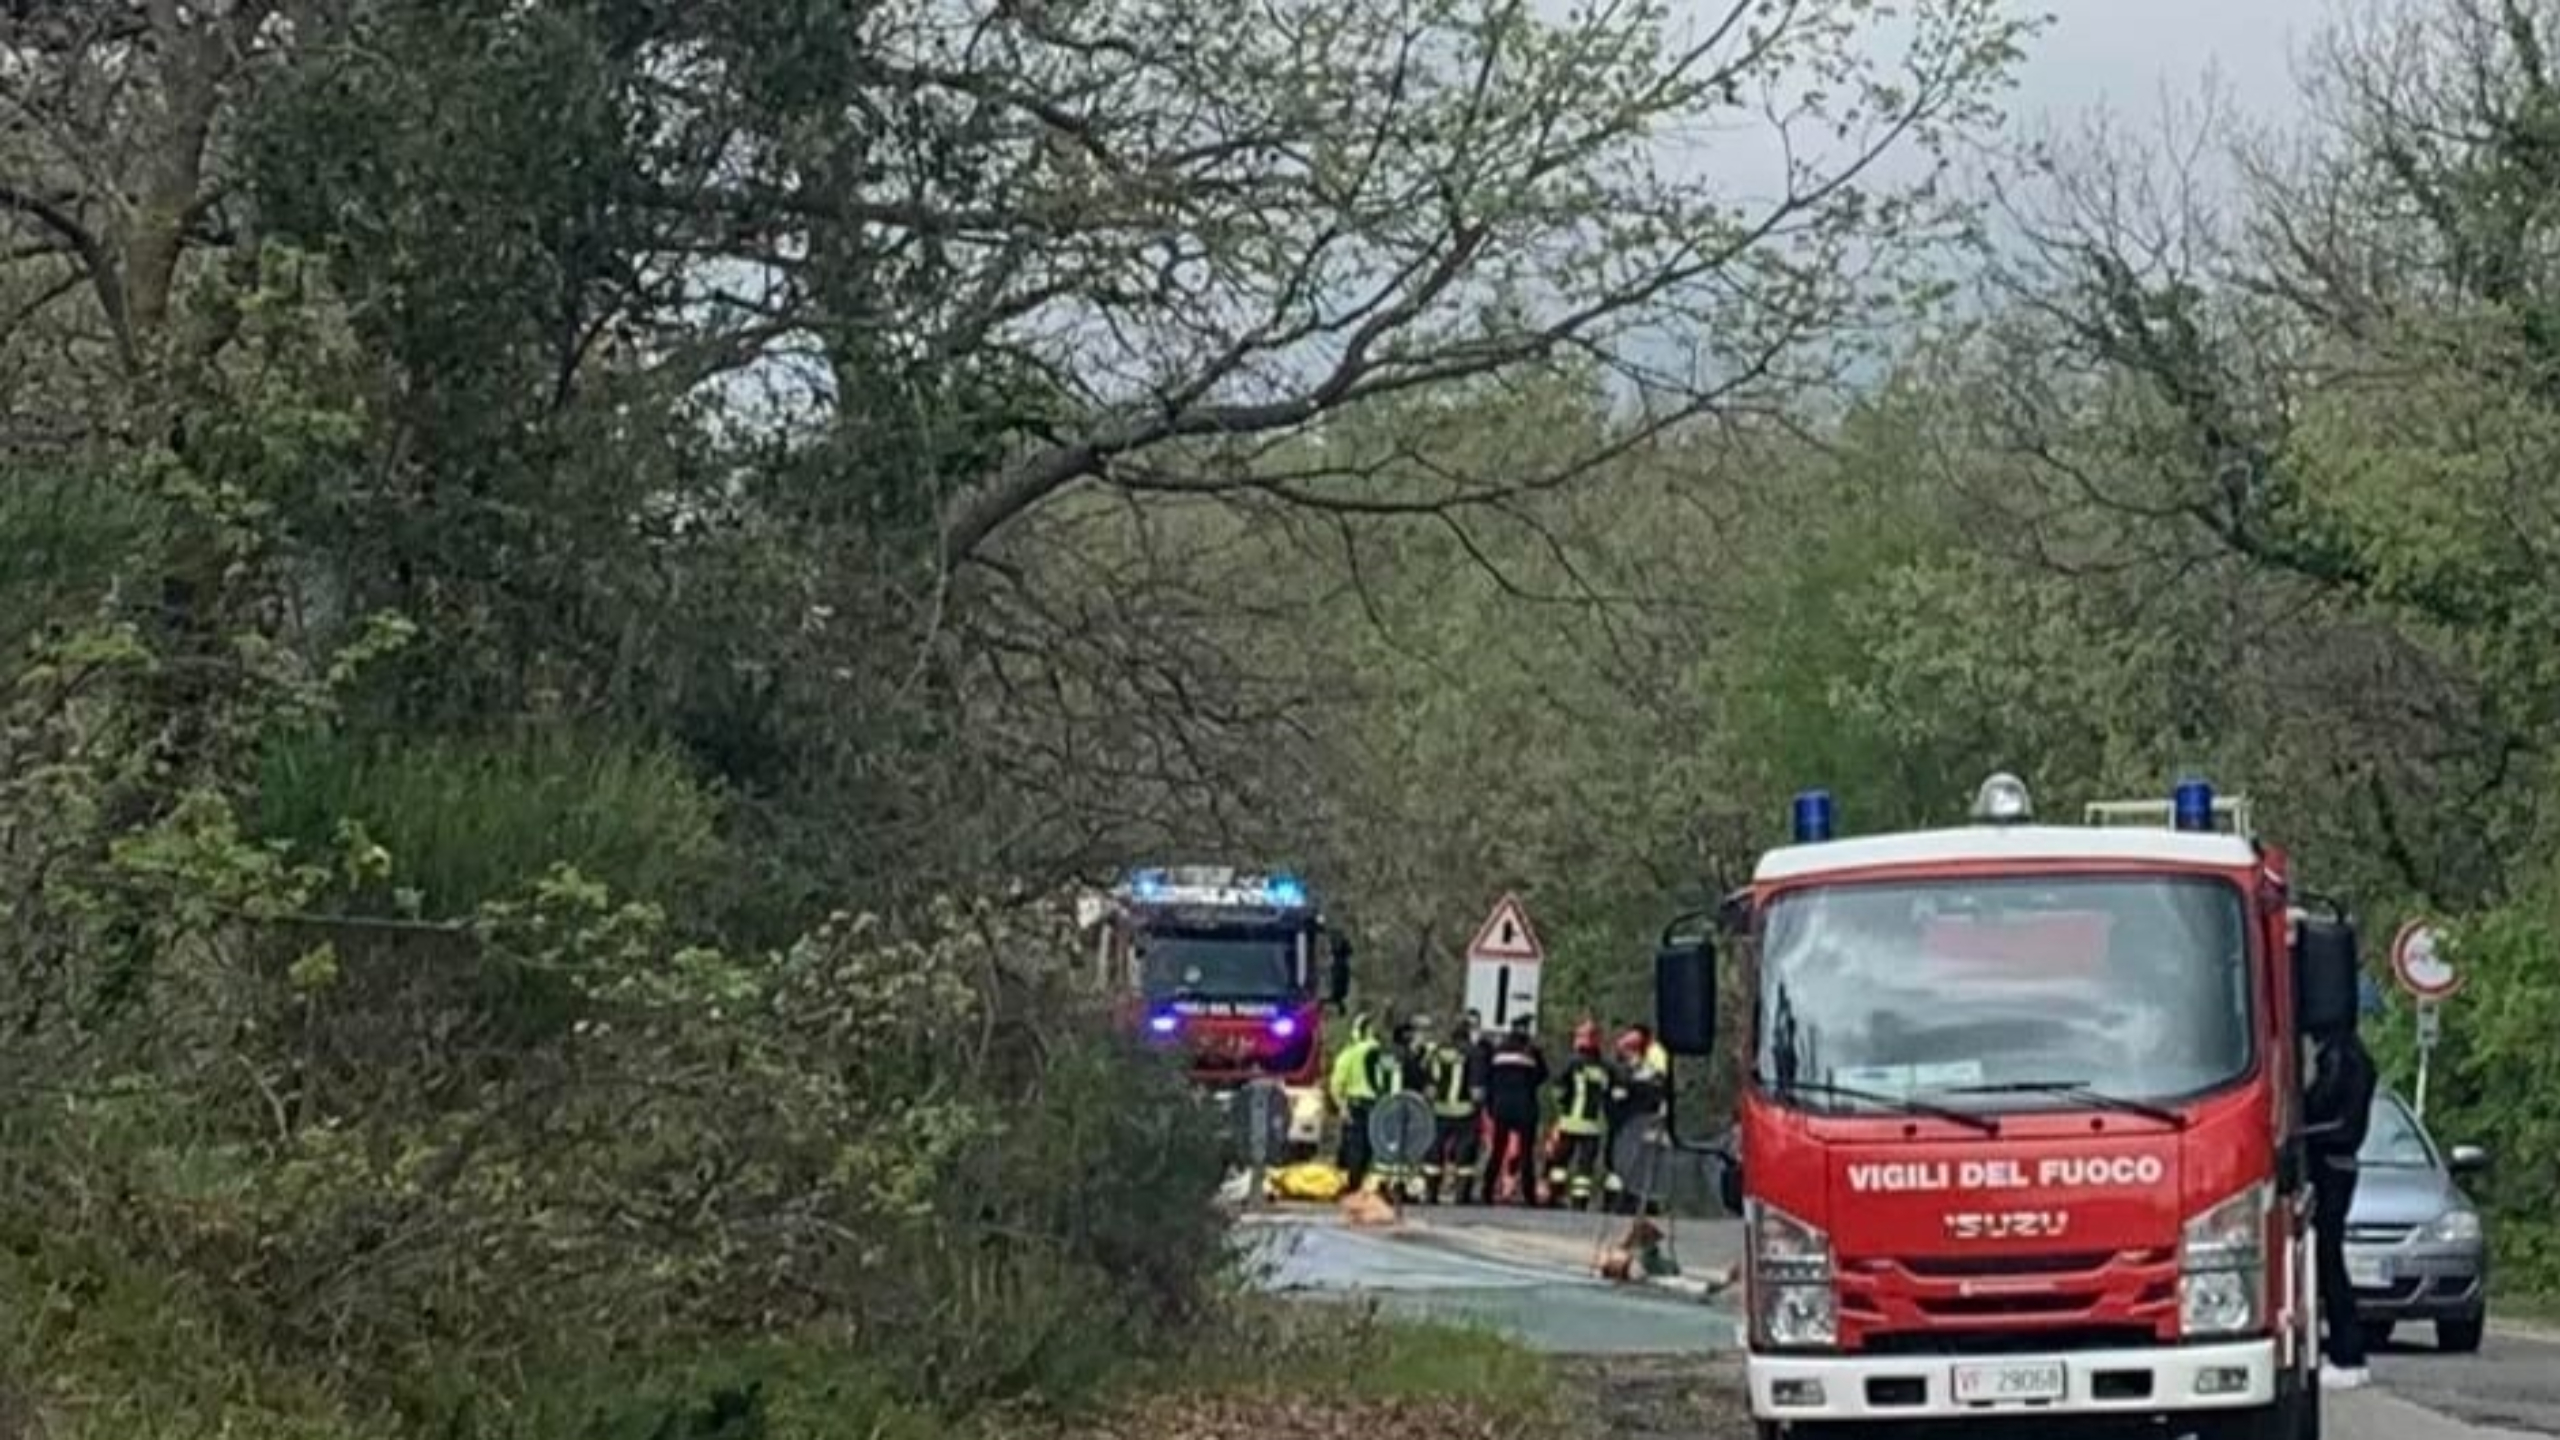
[2348,1238,2487,1323]
[1748,1338,2278,1422]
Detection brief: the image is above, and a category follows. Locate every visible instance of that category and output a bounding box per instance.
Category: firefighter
[1546,1020,1611,1210]
[1424,1017,1483,1203]
[1480,1014,1546,1205]
[1604,1026,1669,1214]
[1631,1021,1669,1078]
[1329,1013,1385,1190]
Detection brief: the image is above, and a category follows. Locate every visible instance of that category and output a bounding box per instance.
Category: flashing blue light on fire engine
[2173,777,2215,833]
[1147,1011,1180,1036]
[1264,873,1308,907]
[1270,1014,1299,1040]
[1792,789,1834,844]
[1129,868,1170,899]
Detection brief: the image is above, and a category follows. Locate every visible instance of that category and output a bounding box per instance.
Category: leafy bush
[254,727,722,919]
[2422,900,2560,1293]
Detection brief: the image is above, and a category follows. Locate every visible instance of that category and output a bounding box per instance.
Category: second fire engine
[1655,774,2361,1439]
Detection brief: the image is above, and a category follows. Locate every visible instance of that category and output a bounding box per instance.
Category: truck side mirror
[2295,917,2361,1036]
[1654,937,1718,1056]
[2449,1144,2491,1175]
[1327,935,1353,1007]
[1718,888,1755,933]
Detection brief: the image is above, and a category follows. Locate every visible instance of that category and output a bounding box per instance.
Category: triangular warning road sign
[1466,893,1545,963]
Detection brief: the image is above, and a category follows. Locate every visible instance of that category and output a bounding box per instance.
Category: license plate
[2347,1253,2391,1287]
[1952,1361,2067,1404]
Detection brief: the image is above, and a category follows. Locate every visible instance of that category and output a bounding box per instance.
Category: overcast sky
[2008,0,2330,131]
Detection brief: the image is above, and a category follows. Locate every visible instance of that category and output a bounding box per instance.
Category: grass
[2497,1291,2560,1329]
[1174,1301,1556,1405]
[1057,1301,1566,1438]
[255,726,721,917]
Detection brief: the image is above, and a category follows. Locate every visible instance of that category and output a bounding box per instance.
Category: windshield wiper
[1940,1080,2188,1129]
[1766,1078,2001,1134]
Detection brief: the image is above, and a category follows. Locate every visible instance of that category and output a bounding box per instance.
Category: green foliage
[61,0,2560,1430]
[255,729,723,920]
[2422,887,2560,1290]
[0,1231,369,1440]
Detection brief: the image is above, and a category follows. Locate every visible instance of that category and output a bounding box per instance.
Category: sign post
[2390,920,2460,1120]
[1461,893,1546,1034]
[1237,1079,1289,1210]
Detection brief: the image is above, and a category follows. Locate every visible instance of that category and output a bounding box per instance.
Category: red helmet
[1572,1019,1601,1054]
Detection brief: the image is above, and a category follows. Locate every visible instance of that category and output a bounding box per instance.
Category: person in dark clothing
[1392,1019,1432,1093]
[1480,1016,1549,1205]
[1464,1009,1496,1084]
[2306,1014,2380,1389]
[1463,1008,1497,1164]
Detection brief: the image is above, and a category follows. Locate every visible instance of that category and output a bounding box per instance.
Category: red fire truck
[1654,774,2362,1439]
[1082,865,1352,1157]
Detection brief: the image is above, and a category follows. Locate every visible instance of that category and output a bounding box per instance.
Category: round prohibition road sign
[2390,919,2461,1000]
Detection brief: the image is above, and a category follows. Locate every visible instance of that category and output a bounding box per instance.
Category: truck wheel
[2436,1314,2485,1353]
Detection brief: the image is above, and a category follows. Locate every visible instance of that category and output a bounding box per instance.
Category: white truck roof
[1755,824,2258,884]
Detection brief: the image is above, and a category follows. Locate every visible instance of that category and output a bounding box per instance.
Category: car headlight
[2180,1181,2269,1337]
[1748,1200,1837,1348]
[2425,1208,2482,1244]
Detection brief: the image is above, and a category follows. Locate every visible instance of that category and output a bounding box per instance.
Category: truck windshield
[1135,928,1298,999]
[1756,874,2251,1111]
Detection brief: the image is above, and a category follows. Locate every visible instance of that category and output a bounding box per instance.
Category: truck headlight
[2425,1208,2482,1244]
[1748,1200,1837,1348]
[2180,1180,2269,1337]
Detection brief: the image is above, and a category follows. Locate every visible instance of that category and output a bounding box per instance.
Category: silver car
[2343,1087,2490,1352]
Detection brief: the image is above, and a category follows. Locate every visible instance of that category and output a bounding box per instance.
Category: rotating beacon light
[1970,772,2034,824]
[2172,776,2216,832]
[1791,789,1834,844]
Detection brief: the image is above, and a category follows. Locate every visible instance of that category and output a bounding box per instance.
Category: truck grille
[1862,1323,2157,1357]
[2346,1222,2416,1245]
[1898,1251,2124,1277]
[1842,1250,2176,1350]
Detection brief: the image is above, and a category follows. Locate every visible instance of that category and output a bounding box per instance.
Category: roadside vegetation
[2,0,2558,1433]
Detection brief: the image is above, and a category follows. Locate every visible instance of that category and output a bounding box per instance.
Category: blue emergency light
[1269,1014,1299,1039]
[2172,777,2215,832]
[1129,868,1169,898]
[1792,789,1834,843]
[1147,1011,1180,1035]
[1263,873,1308,907]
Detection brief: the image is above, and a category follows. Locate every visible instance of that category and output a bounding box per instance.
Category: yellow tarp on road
[1266,1162,1348,1201]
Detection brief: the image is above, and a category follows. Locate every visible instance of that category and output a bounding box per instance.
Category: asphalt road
[1249,1202,2560,1438]
[2368,1325,2560,1436]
